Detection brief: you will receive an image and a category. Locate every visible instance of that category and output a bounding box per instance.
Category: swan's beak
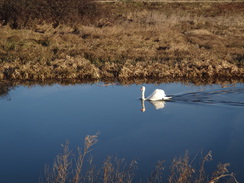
[141,108,145,112]
[140,87,143,91]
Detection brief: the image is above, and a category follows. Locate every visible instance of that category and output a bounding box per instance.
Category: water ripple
[170,87,244,108]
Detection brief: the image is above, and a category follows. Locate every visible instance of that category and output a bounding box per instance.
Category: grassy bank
[0,2,244,83]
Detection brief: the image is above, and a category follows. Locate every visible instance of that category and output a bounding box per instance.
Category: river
[0,82,243,182]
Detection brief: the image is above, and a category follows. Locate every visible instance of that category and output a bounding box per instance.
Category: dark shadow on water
[0,82,12,101]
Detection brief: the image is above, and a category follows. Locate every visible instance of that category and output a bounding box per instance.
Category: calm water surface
[0,83,243,182]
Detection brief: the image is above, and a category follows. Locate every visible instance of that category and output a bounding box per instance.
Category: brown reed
[40,134,239,183]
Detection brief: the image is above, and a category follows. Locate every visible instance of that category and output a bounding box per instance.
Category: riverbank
[0,2,243,82]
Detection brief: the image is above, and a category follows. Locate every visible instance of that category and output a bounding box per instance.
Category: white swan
[141,86,172,101]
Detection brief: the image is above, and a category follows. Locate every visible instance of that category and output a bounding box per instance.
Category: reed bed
[40,134,238,183]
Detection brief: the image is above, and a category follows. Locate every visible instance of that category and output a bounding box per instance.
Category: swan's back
[146,89,166,101]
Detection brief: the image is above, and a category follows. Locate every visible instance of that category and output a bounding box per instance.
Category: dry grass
[40,134,239,183]
[42,134,100,183]
[0,2,243,83]
[41,134,138,183]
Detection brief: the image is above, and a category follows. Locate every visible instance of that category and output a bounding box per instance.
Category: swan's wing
[149,100,165,109]
[146,89,166,101]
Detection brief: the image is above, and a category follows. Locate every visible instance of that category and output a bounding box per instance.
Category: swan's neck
[141,89,145,100]
[141,99,145,112]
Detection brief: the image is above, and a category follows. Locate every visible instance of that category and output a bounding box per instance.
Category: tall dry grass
[40,134,239,183]
[0,2,243,82]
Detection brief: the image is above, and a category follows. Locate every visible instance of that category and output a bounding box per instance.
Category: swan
[141,86,172,101]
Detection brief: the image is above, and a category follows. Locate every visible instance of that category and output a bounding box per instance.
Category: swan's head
[141,86,145,91]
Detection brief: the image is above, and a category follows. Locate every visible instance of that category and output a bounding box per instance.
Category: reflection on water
[0,83,243,183]
[0,82,12,101]
[141,100,166,112]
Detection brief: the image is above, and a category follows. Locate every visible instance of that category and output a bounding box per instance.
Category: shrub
[0,0,99,28]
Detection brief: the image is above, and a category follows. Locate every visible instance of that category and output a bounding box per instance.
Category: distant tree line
[0,0,99,29]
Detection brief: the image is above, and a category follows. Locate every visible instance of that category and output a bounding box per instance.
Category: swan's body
[141,86,172,101]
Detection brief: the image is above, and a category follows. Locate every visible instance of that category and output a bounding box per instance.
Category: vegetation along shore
[0,0,243,83]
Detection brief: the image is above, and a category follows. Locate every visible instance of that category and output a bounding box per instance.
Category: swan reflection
[141,100,166,112]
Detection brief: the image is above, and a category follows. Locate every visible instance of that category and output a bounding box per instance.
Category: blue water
[0,83,243,182]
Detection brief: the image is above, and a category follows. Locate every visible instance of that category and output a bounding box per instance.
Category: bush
[0,0,99,28]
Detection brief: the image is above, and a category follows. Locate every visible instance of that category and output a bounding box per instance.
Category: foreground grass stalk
[41,135,238,183]
[209,163,239,183]
[197,151,212,183]
[209,173,239,183]
[54,142,71,183]
[148,160,164,183]
[73,134,99,183]
[43,141,72,183]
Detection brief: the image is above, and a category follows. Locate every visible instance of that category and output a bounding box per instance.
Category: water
[0,82,243,182]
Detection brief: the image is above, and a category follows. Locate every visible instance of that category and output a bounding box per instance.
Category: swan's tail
[163,96,172,101]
